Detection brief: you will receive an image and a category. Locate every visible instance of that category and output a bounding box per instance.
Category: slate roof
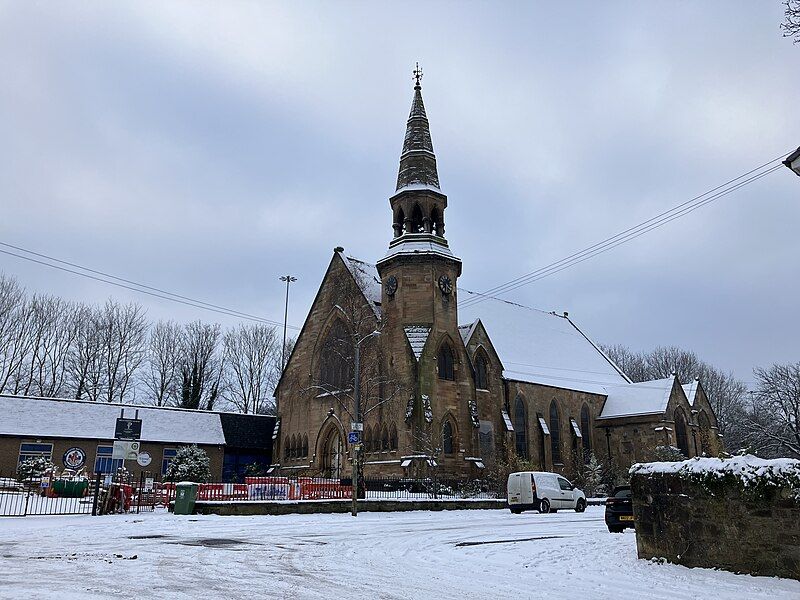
[404,325,431,361]
[343,255,382,316]
[219,413,277,449]
[682,379,699,406]
[396,82,440,190]
[0,395,227,445]
[598,377,676,419]
[458,293,630,395]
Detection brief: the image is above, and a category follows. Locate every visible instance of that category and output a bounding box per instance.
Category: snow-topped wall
[630,455,800,580]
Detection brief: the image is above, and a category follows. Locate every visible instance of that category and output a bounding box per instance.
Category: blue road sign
[348,431,360,444]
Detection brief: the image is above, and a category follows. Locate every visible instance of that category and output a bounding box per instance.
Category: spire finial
[413,62,423,89]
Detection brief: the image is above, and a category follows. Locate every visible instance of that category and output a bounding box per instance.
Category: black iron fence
[0,470,180,517]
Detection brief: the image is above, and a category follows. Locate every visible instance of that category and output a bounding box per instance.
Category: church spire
[396,63,440,191]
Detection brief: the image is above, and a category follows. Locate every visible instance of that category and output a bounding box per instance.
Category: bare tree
[223,323,281,414]
[746,362,800,458]
[600,344,649,382]
[143,320,183,406]
[18,295,81,397]
[68,303,103,401]
[782,0,800,43]
[90,300,148,403]
[179,321,224,410]
[0,275,34,394]
[602,343,748,450]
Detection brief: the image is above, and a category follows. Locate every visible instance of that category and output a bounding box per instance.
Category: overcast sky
[1,1,798,385]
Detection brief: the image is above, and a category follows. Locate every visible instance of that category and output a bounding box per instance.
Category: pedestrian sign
[348,431,361,444]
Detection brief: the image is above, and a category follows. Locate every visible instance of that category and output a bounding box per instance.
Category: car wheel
[510,507,522,514]
[575,499,586,513]
[608,526,623,533]
[538,498,551,514]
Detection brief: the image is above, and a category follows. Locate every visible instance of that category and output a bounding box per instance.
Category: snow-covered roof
[391,183,444,197]
[682,379,699,406]
[599,377,675,419]
[0,395,227,445]
[343,256,382,316]
[458,294,630,395]
[458,321,478,345]
[378,234,459,263]
[404,325,431,361]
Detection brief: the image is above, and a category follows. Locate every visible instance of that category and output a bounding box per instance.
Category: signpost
[112,440,140,461]
[115,417,142,441]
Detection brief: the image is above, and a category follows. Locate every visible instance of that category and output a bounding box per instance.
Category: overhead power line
[0,242,301,330]
[460,153,789,309]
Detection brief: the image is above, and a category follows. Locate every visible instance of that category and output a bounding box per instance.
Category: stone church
[273,73,722,480]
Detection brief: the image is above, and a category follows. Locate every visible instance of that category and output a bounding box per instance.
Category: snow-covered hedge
[630,454,800,499]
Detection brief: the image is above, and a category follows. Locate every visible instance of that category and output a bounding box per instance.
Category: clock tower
[376,66,478,471]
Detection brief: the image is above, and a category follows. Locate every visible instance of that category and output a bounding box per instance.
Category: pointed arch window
[438,344,455,380]
[514,396,529,459]
[320,320,353,390]
[475,353,489,390]
[580,404,591,460]
[381,425,390,452]
[430,207,442,237]
[390,425,398,451]
[675,409,689,457]
[410,204,424,233]
[442,420,454,455]
[550,401,562,464]
[302,434,309,458]
[395,207,406,236]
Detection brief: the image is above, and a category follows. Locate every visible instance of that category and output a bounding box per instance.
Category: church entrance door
[320,429,344,479]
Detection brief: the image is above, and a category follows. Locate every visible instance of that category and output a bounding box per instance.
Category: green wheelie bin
[173,482,199,515]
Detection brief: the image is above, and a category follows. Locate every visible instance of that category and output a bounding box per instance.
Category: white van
[506,471,587,514]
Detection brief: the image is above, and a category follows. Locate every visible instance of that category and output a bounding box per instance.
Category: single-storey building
[0,395,275,482]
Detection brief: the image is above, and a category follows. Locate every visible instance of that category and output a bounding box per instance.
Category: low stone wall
[631,459,800,580]
[191,498,507,516]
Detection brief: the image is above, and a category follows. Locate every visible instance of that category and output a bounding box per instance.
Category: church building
[273,71,722,480]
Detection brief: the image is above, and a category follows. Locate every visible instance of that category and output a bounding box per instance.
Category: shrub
[163,445,212,483]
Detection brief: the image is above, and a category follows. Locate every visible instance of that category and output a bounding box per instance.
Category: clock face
[385,275,398,296]
[438,275,453,295]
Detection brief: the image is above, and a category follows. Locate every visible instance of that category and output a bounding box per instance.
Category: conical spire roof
[396,74,440,191]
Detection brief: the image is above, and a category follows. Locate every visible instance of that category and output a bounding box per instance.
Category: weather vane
[413,62,423,88]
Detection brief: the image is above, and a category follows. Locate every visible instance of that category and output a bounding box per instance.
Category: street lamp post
[279,275,297,370]
[783,147,800,176]
[352,330,380,517]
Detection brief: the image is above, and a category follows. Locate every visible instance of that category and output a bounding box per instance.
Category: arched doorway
[320,427,344,478]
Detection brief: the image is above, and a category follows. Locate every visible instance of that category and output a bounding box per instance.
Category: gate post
[91,472,101,516]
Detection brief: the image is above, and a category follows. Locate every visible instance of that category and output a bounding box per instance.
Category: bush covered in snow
[650,445,686,462]
[630,454,800,500]
[17,456,56,481]
[164,445,211,483]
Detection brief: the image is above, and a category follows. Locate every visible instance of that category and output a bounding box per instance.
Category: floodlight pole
[352,330,380,517]
[279,275,297,370]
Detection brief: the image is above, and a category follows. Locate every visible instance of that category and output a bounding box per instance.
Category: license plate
[620,515,634,521]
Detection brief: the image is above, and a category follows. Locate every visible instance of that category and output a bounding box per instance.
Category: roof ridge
[0,393,275,418]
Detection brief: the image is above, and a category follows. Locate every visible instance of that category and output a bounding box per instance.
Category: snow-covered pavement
[1,506,797,599]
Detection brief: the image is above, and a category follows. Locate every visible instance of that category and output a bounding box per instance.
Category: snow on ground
[0,506,797,600]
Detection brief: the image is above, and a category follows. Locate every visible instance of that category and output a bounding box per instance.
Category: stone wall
[631,470,800,580]
[192,498,506,516]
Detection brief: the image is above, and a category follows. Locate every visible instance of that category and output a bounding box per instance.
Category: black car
[605,485,634,533]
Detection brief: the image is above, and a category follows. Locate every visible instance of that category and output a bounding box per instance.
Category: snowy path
[0,506,797,599]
